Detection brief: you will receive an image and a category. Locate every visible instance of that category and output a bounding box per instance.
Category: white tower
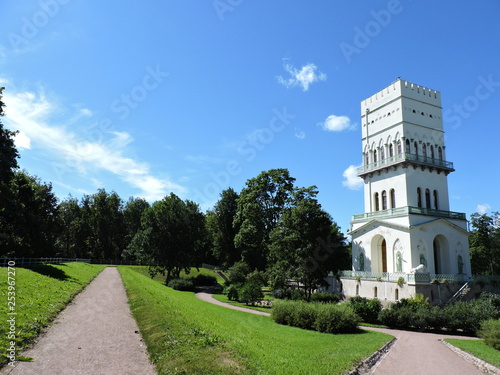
[350,79,471,279]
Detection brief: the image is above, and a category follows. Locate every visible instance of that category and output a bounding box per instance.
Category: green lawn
[119,266,393,375]
[0,262,106,366]
[445,339,500,368]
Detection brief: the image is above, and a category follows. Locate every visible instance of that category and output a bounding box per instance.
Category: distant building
[332,79,478,304]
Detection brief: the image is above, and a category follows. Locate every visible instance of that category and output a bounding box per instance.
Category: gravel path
[195,292,495,375]
[2,267,156,375]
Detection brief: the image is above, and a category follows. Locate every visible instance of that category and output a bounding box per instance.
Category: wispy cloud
[277,61,327,91]
[320,115,356,132]
[342,165,363,190]
[13,131,31,149]
[2,83,184,201]
[477,203,492,214]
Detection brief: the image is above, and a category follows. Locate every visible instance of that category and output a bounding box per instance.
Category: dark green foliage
[226,261,250,286]
[271,288,292,300]
[190,274,218,286]
[310,292,340,304]
[478,319,500,351]
[167,278,195,292]
[271,300,359,334]
[469,212,500,275]
[225,284,239,301]
[238,280,264,305]
[291,288,308,301]
[348,296,382,324]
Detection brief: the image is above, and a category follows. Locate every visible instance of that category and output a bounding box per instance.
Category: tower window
[390,189,396,208]
[414,141,418,156]
[430,145,435,159]
[397,140,402,154]
[381,146,385,160]
[417,188,422,208]
[389,143,394,157]
[433,190,439,210]
[373,150,378,163]
[422,143,427,157]
[405,139,410,154]
[382,191,388,210]
[374,193,380,211]
[438,146,443,160]
[425,189,431,209]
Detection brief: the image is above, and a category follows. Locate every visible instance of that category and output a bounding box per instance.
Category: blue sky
[1,0,499,234]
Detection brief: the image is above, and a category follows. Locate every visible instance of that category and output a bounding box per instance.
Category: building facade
[341,79,472,303]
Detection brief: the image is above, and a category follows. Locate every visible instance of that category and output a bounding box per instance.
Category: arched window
[381,145,385,160]
[433,190,439,210]
[438,146,443,160]
[422,143,427,157]
[374,193,380,211]
[430,145,435,159]
[458,255,464,274]
[397,140,402,154]
[414,141,419,156]
[389,143,394,157]
[382,190,388,210]
[417,188,422,208]
[365,153,369,165]
[390,189,396,208]
[425,189,431,208]
[405,139,410,154]
[373,149,378,163]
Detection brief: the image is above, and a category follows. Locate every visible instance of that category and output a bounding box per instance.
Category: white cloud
[320,115,356,132]
[277,62,327,91]
[342,165,363,190]
[295,130,306,140]
[2,84,184,201]
[477,203,492,214]
[14,131,31,149]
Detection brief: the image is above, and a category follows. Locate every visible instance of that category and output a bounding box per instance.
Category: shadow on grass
[24,264,71,281]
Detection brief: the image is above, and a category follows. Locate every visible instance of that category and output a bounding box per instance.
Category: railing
[338,270,471,284]
[351,206,466,221]
[357,152,454,175]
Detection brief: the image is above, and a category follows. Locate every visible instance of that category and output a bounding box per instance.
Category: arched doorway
[371,235,387,273]
[433,235,450,274]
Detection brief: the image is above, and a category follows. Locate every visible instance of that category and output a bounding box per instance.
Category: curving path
[195,292,495,375]
[2,267,156,375]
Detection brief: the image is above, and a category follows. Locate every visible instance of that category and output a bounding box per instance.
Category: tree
[207,188,240,268]
[268,187,348,300]
[470,212,500,275]
[138,193,208,283]
[0,87,21,256]
[234,169,295,270]
[122,197,150,261]
[57,196,88,258]
[6,171,59,257]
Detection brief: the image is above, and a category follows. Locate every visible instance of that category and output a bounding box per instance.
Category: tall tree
[268,187,348,299]
[137,193,208,283]
[470,212,500,275]
[234,168,295,270]
[122,197,150,261]
[0,87,21,256]
[207,188,240,268]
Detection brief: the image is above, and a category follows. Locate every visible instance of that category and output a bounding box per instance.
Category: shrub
[226,261,250,286]
[349,296,382,324]
[271,300,359,334]
[238,280,264,305]
[478,319,500,351]
[314,304,360,334]
[191,274,218,286]
[310,292,340,304]
[290,288,307,301]
[168,278,195,292]
[271,288,292,300]
[225,284,239,301]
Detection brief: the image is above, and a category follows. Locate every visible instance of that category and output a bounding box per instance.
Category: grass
[126,265,225,284]
[0,262,106,366]
[212,293,272,313]
[119,266,393,375]
[445,339,500,368]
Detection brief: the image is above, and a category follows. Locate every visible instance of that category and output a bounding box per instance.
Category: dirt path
[195,292,496,375]
[2,267,156,375]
